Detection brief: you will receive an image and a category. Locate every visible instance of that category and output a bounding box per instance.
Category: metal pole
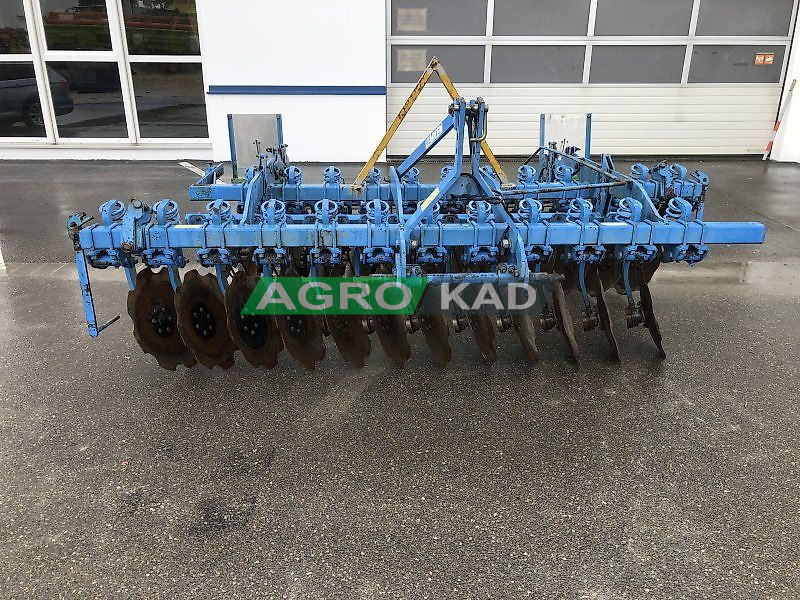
[763,79,796,161]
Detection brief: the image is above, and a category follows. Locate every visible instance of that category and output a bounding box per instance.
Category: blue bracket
[75,250,120,338]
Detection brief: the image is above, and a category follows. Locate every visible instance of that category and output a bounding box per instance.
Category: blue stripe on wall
[208,85,386,96]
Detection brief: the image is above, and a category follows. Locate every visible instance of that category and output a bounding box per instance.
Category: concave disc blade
[322,263,370,367]
[127,268,196,371]
[590,266,621,362]
[174,270,237,369]
[373,314,411,367]
[326,314,371,368]
[511,313,540,364]
[642,252,662,284]
[552,282,580,364]
[419,314,452,367]
[225,271,283,368]
[613,251,662,295]
[276,314,326,370]
[598,260,618,290]
[638,269,667,359]
[468,313,497,365]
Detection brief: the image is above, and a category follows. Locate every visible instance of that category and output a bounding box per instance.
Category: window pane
[590,45,685,83]
[696,0,794,36]
[123,0,200,56]
[494,0,590,36]
[594,0,693,36]
[0,0,31,53]
[689,45,786,83]
[391,0,487,36]
[491,46,585,83]
[392,45,484,83]
[47,62,127,138]
[40,1,113,51]
[0,62,46,136]
[132,63,207,138]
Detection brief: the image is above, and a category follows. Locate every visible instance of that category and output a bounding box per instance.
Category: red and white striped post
[763,79,797,161]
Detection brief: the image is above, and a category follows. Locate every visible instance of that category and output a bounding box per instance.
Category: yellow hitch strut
[353,57,508,189]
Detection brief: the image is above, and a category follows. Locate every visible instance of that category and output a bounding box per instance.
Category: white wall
[771,36,800,162]
[197,0,387,163]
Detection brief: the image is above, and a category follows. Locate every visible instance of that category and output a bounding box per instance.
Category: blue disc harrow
[67,97,766,370]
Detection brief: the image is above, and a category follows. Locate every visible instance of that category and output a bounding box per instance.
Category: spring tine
[419,314,452,367]
[552,282,580,363]
[468,313,497,364]
[589,266,621,361]
[326,314,371,368]
[637,265,667,359]
[511,313,540,364]
[373,314,411,367]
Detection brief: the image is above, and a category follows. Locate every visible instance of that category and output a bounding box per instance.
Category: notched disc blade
[468,313,497,365]
[127,268,196,371]
[642,253,662,284]
[511,313,540,364]
[373,315,411,367]
[326,315,371,368]
[552,282,580,364]
[598,261,618,291]
[276,314,326,370]
[590,267,621,362]
[613,252,662,295]
[225,271,283,368]
[174,269,237,370]
[419,314,452,367]
[639,275,667,359]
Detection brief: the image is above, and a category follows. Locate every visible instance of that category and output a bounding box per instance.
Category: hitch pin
[75,250,120,338]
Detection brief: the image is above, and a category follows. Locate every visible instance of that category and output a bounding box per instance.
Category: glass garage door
[0,0,208,145]
[386,0,798,156]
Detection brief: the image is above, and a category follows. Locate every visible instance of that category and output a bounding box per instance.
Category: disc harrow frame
[67,93,765,370]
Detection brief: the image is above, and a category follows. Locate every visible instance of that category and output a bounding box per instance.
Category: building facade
[1,0,799,162]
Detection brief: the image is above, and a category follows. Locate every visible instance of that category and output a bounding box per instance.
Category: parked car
[0,64,74,128]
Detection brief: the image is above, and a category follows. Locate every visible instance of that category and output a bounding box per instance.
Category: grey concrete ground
[0,158,798,599]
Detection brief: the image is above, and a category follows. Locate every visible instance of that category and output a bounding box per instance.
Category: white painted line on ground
[0,243,5,271]
[179,161,206,177]
[179,161,228,185]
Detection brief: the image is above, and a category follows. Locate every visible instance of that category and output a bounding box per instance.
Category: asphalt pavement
[0,158,798,599]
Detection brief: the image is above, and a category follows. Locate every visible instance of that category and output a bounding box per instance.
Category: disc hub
[149,301,175,338]
[191,304,216,340]
[238,315,268,348]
